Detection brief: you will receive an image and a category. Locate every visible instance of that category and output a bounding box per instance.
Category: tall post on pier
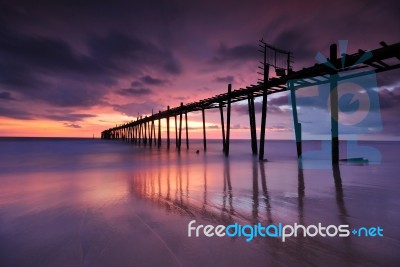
[219,102,226,152]
[127,127,130,143]
[289,81,302,158]
[258,39,270,160]
[148,111,153,146]
[330,44,339,164]
[152,118,156,146]
[178,102,183,151]
[138,116,142,145]
[149,121,153,147]
[144,117,148,145]
[185,111,189,149]
[248,92,257,155]
[132,124,136,143]
[175,115,178,148]
[158,111,162,148]
[167,106,170,149]
[259,42,269,160]
[225,84,232,157]
[202,108,207,151]
[134,123,137,144]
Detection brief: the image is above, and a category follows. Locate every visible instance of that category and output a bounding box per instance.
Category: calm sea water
[0,138,399,266]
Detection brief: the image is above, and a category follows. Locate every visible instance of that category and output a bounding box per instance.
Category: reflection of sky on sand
[0,139,399,266]
[125,147,400,265]
[0,169,126,216]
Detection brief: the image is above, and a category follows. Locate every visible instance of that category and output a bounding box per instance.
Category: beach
[0,138,399,266]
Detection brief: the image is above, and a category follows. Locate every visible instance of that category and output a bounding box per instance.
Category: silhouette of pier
[101,41,400,163]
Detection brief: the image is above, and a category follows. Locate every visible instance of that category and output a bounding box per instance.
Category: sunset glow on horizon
[0,0,398,140]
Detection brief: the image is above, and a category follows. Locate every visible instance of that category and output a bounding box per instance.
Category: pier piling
[202,108,207,151]
[219,102,226,152]
[225,84,232,157]
[330,44,339,164]
[167,106,170,149]
[289,81,302,158]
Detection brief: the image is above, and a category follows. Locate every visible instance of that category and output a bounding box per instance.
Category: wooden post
[138,117,142,145]
[127,127,130,143]
[185,111,189,149]
[175,115,178,148]
[259,65,270,161]
[144,117,147,145]
[202,108,206,151]
[167,106,170,149]
[133,126,136,143]
[178,103,183,151]
[289,81,302,158]
[158,111,162,148]
[248,93,257,155]
[149,119,153,146]
[330,44,339,164]
[225,84,232,157]
[134,124,137,144]
[219,102,226,152]
[152,117,156,146]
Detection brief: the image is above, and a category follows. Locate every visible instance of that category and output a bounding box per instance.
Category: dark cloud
[44,113,96,122]
[140,75,169,85]
[115,88,152,97]
[208,125,219,129]
[232,102,261,115]
[0,25,114,108]
[88,31,182,75]
[173,96,190,101]
[231,124,249,129]
[0,106,33,120]
[378,88,400,109]
[131,81,142,87]
[376,87,400,136]
[266,125,290,132]
[0,24,181,110]
[163,58,182,74]
[63,123,81,128]
[271,27,315,64]
[211,43,258,64]
[183,124,219,130]
[113,101,164,117]
[0,26,100,75]
[213,75,234,83]
[0,91,15,100]
[233,99,288,116]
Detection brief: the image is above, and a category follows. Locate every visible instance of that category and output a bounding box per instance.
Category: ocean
[0,138,399,266]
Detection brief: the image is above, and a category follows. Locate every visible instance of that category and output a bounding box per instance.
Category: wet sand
[0,138,399,266]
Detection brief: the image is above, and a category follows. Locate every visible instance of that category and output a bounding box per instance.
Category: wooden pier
[101,41,400,163]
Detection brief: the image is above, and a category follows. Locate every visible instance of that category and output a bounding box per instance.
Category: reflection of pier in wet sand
[128,157,349,229]
[126,155,374,264]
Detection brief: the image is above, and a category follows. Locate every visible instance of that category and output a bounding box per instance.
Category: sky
[0,0,399,140]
